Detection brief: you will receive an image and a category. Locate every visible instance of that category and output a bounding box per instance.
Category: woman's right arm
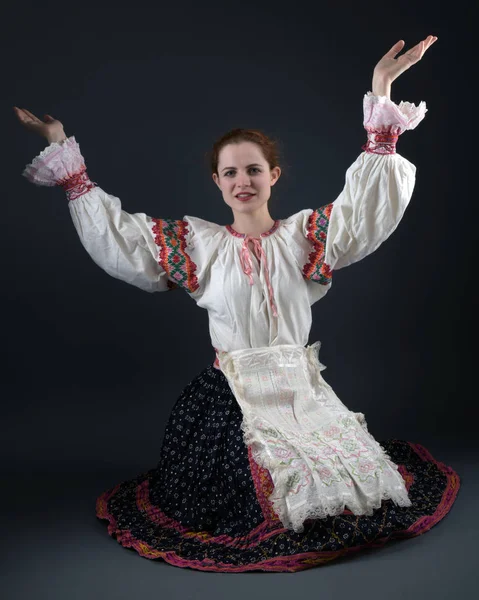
[23,136,187,293]
[15,109,198,294]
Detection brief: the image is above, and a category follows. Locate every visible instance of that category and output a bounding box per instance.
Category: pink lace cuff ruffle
[22,136,96,200]
[362,91,427,155]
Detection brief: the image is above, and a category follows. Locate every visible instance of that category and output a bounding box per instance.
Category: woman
[14,35,460,573]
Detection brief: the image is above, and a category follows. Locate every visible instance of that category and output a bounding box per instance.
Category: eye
[224,167,261,177]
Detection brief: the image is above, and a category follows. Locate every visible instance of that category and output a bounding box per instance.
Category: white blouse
[22,92,427,368]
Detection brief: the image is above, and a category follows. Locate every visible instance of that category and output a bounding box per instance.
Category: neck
[230,207,275,238]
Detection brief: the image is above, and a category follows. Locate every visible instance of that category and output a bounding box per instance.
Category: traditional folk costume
[22,92,460,572]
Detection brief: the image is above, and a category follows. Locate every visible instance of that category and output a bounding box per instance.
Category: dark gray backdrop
[1,1,475,598]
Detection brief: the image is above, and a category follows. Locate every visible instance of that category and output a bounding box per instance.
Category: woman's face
[212,142,281,214]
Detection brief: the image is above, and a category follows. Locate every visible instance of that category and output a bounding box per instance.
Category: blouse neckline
[225,219,282,239]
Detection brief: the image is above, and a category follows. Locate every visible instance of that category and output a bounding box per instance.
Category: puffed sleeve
[22,136,200,295]
[300,91,427,281]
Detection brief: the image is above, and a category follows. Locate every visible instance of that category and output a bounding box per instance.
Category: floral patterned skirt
[96,364,460,573]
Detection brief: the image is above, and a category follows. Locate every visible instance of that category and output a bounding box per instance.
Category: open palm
[374,35,438,84]
[13,106,65,140]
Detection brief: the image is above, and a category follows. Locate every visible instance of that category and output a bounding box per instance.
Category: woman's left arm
[302,35,438,279]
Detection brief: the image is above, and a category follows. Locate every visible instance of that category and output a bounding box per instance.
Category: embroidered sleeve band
[22,136,97,201]
[303,203,334,285]
[151,218,199,294]
[362,92,427,155]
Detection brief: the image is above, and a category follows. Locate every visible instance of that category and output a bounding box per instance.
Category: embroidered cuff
[362,92,427,155]
[22,136,97,201]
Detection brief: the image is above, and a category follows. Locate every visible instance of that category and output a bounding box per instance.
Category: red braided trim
[362,129,399,155]
[57,165,97,201]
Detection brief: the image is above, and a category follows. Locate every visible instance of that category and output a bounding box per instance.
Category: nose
[236,173,251,187]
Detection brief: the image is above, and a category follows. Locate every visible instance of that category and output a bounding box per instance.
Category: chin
[234,196,263,205]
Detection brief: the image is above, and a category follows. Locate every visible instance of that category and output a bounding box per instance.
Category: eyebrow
[221,163,263,172]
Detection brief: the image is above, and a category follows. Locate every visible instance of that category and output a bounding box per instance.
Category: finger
[14,108,34,124]
[21,108,43,123]
[407,40,424,60]
[422,36,433,51]
[425,35,438,51]
[14,108,40,127]
[406,40,423,57]
[420,35,437,54]
[383,39,405,59]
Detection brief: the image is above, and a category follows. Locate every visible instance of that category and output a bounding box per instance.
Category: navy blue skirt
[96,364,460,572]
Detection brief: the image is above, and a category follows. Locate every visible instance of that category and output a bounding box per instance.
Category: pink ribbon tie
[239,236,278,318]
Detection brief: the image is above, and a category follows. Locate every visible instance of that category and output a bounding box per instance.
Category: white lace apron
[217,341,412,533]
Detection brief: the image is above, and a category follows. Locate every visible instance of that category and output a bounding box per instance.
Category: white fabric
[217,342,412,533]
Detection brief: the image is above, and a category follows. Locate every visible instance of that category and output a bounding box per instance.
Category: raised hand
[13,107,66,143]
[373,35,438,85]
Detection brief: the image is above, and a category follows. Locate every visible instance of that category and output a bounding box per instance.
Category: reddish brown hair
[206,128,288,176]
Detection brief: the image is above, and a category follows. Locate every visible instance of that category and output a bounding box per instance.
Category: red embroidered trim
[362,128,399,155]
[132,478,274,548]
[303,203,333,285]
[151,218,199,294]
[96,441,461,572]
[57,165,97,201]
[225,219,281,238]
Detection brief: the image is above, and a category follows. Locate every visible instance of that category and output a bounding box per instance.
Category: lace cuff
[362,91,427,155]
[22,136,97,201]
